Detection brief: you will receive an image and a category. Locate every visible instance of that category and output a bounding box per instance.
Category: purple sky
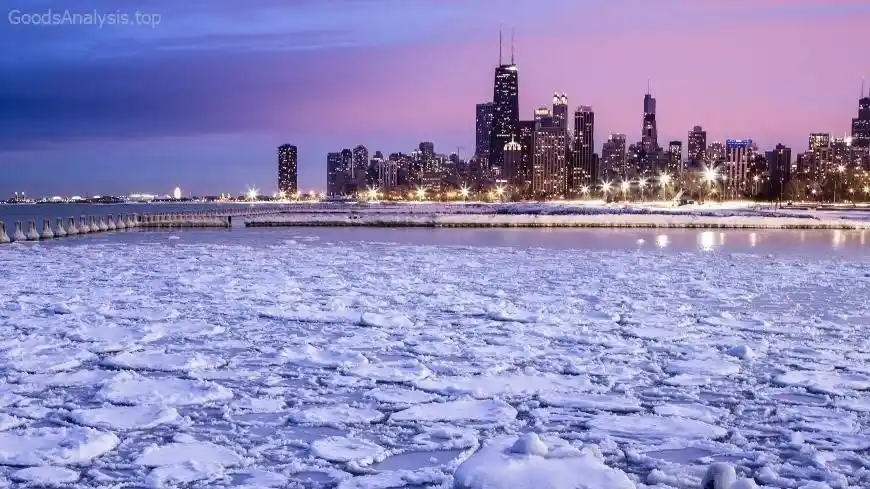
[1,0,868,196]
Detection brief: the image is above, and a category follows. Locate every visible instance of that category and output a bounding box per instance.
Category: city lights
[415,187,426,201]
[246,187,259,201]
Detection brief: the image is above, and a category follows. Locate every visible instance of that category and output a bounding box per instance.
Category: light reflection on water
[30,227,870,258]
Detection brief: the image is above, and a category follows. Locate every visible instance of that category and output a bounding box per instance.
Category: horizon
[2,0,869,196]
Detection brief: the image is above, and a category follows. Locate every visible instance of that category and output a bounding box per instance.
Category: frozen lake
[1,228,869,488]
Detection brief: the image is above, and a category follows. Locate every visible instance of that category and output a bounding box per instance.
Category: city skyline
[2,0,869,196]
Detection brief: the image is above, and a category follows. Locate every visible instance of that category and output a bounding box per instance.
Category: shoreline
[245,213,870,230]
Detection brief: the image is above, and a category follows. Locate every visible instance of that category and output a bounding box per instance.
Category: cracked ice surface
[0,233,869,488]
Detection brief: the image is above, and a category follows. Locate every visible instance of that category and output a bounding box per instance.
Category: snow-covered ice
[0,229,868,488]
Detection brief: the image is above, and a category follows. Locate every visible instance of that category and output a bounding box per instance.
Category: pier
[0,205,298,244]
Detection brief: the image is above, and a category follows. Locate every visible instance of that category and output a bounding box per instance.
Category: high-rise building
[707,141,726,166]
[326,152,343,196]
[552,93,569,132]
[808,133,831,151]
[277,144,298,195]
[667,141,682,175]
[517,120,536,195]
[601,134,627,181]
[489,35,520,176]
[724,139,756,195]
[534,107,553,128]
[503,138,523,191]
[572,106,595,190]
[687,126,707,169]
[767,143,792,200]
[532,126,568,197]
[352,145,369,188]
[851,88,870,148]
[340,148,353,194]
[642,91,658,153]
[475,102,495,157]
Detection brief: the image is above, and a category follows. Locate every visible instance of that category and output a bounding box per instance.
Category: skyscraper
[352,145,369,182]
[851,87,870,149]
[503,138,523,191]
[489,33,520,176]
[277,144,298,195]
[667,141,682,175]
[687,126,707,169]
[517,120,536,195]
[572,106,595,190]
[768,143,792,200]
[552,93,569,132]
[475,102,495,157]
[340,148,353,194]
[707,141,726,166]
[601,134,627,181]
[532,125,568,197]
[725,139,756,195]
[641,90,658,154]
[326,152,342,196]
[808,133,831,151]
[534,107,553,128]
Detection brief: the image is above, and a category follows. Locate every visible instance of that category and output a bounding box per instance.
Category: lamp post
[702,167,717,203]
[638,178,647,202]
[659,174,671,202]
[459,185,470,202]
[601,181,612,201]
[836,164,846,204]
[621,181,630,202]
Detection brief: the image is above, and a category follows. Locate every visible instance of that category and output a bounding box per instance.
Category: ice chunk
[2,347,95,373]
[391,399,517,424]
[311,436,387,465]
[653,403,729,423]
[136,441,243,467]
[586,414,726,442]
[453,435,635,489]
[280,344,370,368]
[0,427,119,466]
[665,358,740,377]
[541,393,643,413]
[10,466,80,485]
[351,360,432,382]
[726,345,756,360]
[510,433,549,456]
[360,312,414,328]
[289,404,384,426]
[415,374,597,398]
[99,372,233,406]
[364,386,439,405]
[0,413,26,431]
[773,370,870,395]
[103,350,226,372]
[145,462,224,488]
[67,323,163,353]
[70,405,180,430]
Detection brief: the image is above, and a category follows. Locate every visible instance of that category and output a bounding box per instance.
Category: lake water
[15,226,870,257]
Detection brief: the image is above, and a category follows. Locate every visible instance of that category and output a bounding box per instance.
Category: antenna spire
[647,78,651,95]
[511,27,515,65]
[862,77,866,97]
[499,28,503,65]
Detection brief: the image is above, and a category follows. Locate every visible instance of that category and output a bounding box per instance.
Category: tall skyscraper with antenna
[488,29,520,177]
[851,78,870,149]
[641,79,658,155]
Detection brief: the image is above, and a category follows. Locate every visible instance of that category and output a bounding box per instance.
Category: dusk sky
[1,0,868,197]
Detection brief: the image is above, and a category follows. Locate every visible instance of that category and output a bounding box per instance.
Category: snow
[70,405,180,430]
[453,434,636,489]
[98,371,234,405]
[391,399,518,424]
[0,227,868,488]
[310,436,387,464]
[10,466,80,485]
[0,427,119,466]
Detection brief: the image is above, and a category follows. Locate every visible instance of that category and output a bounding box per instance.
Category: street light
[246,187,259,201]
[580,185,589,198]
[836,165,846,204]
[620,181,630,202]
[415,187,426,201]
[459,186,470,202]
[659,173,671,201]
[366,186,379,201]
[495,185,505,201]
[638,178,647,202]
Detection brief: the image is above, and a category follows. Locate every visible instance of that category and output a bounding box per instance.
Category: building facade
[489,63,519,175]
[326,152,342,196]
[601,134,627,181]
[572,106,595,191]
[475,102,494,157]
[687,125,707,169]
[642,92,658,154]
[278,144,298,195]
[552,93,569,132]
[724,139,756,195]
[667,141,682,175]
[532,126,568,197]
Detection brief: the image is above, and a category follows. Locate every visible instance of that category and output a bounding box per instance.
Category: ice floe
[99,372,233,406]
[586,414,727,442]
[70,405,180,430]
[453,433,636,489]
[10,466,80,485]
[289,404,384,426]
[0,427,119,466]
[311,436,387,465]
[391,399,517,424]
